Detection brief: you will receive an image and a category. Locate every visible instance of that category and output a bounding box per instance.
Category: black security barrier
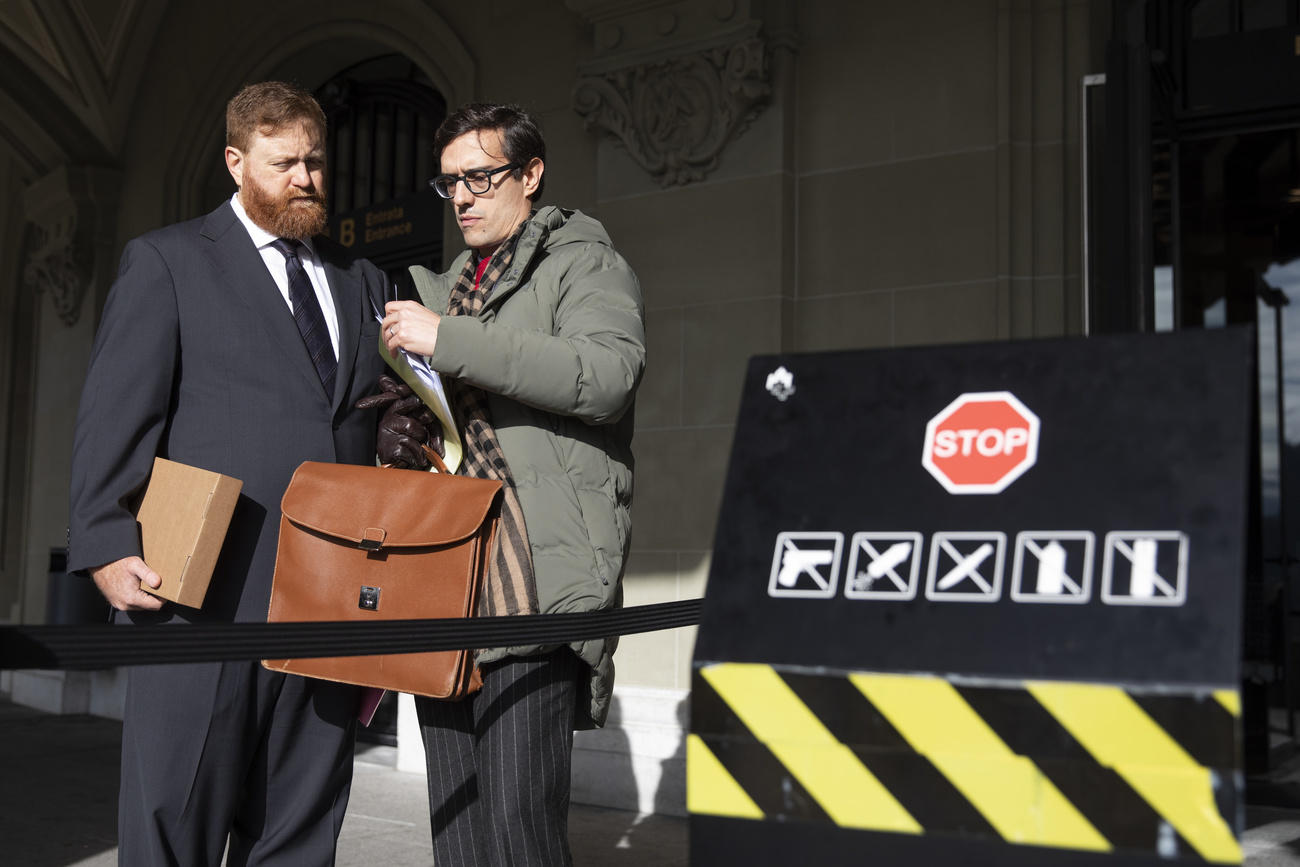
[690,329,1253,867]
[0,599,701,671]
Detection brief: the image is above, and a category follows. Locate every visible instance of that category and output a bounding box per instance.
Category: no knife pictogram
[845,532,923,600]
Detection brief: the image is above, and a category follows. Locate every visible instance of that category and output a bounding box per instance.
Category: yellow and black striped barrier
[689,663,1240,864]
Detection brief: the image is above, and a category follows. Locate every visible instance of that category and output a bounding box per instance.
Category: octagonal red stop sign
[921,391,1040,494]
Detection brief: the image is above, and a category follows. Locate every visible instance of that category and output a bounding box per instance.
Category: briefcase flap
[281,461,502,549]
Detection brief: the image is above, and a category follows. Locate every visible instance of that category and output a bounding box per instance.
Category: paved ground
[7,697,1300,866]
[0,699,686,866]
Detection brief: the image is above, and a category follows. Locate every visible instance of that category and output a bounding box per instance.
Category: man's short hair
[434,103,547,200]
[226,81,326,152]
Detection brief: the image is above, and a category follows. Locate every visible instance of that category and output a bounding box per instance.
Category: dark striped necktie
[270,238,336,398]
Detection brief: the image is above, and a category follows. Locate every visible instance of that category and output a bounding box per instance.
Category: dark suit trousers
[416,649,581,867]
[118,660,358,866]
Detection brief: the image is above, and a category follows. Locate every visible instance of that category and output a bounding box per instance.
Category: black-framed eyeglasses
[429,163,520,199]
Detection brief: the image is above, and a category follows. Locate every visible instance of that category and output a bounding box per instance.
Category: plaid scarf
[446,218,539,617]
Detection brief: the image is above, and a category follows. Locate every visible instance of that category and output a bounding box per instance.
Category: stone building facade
[19,0,1283,814]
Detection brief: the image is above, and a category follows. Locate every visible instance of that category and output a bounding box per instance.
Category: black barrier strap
[0,599,702,671]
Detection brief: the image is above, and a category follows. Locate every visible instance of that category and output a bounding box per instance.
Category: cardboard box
[133,457,243,608]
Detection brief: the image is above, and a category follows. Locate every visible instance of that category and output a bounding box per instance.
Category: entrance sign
[691,329,1252,867]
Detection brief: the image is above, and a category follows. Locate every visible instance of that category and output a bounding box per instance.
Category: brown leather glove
[355,375,443,470]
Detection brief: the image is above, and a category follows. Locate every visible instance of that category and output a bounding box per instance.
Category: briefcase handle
[381,443,449,475]
[423,444,449,475]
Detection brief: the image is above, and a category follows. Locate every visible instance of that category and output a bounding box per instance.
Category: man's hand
[382,300,441,357]
[91,556,165,611]
[355,375,442,469]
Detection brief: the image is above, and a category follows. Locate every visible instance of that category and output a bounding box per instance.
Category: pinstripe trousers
[415,649,581,866]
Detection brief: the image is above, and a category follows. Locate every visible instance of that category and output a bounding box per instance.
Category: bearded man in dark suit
[67,80,387,866]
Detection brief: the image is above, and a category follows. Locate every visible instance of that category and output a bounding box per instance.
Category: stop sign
[921,391,1040,494]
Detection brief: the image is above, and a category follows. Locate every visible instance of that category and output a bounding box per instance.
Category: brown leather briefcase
[262,460,502,699]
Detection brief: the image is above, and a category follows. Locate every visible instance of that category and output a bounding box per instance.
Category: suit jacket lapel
[200,202,329,401]
[323,256,363,414]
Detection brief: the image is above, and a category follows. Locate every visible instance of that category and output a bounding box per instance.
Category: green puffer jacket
[410,205,645,727]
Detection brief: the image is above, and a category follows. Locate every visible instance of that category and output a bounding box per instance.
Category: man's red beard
[241,176,327,240]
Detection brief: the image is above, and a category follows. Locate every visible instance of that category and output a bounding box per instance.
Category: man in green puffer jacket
[379,102,645,866]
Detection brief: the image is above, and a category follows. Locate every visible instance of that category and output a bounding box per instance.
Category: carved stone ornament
[23,210,93,327]
[573,36,770,186]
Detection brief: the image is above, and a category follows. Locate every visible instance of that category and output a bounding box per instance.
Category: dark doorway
[1155,129,1300,773]
[1101,0,1300,778]
[316,55,447,278]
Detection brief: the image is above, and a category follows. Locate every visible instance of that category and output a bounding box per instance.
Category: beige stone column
[567,0,796,815]
[570,0,795,682]
[9,165,119,714]
[21,165,121,621]
[996,0,1103,339]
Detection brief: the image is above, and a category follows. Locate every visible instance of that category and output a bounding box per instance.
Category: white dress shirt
[231,192,340,356]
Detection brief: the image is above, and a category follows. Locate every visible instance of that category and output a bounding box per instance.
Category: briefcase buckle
[359,527,387,551]
[359,586,381,610]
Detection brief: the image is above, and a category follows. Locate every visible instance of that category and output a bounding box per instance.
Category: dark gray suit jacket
[68,200,387,623]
